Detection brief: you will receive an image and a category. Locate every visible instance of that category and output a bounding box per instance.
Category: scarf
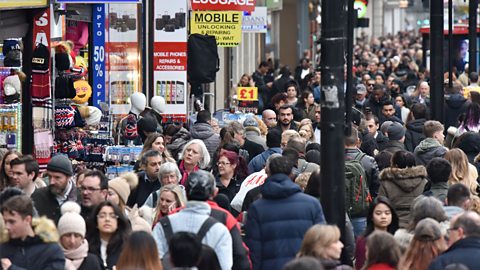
[63,239,89,270]
[179,160,199,185]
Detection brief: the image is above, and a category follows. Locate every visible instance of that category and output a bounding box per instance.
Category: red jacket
[367,263,396,270]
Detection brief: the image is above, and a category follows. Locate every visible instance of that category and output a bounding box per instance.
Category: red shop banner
[153,42,187,71]
[191,0,256,12]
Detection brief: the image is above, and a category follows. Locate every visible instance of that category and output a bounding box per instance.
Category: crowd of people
[1,29,480,270]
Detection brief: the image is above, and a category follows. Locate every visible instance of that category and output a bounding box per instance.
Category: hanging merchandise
[73,80,92,105]
[3,75,22,104]
[0,104,22,151]
[104,145,142,179]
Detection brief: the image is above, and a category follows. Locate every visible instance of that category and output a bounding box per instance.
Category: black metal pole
[448,0,453,88]
[430,0,444,122]
[469,0,478,73]
[320,0,346,262]
[345,0,355,137]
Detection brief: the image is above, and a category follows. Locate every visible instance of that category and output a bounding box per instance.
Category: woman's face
[375,75,384,85]
[240,75,249,86]
[160,171,179,185]
[305,93,314,105]
[159,190,177,215]
[300,125,313,139]
[395,97,404,108]
[151,137,165,153]
[4,154,18,177]
[97,206,118,236]
[274,100,286,110]
[61,233,83,250]
[183,143,202,166]
[287,86,297,98]
[322,240,344,260]
[217,156,236,177]
[372,203,392,230]
[106,188,120,206]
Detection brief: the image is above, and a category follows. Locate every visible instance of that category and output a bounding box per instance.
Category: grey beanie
[47,155,73,176]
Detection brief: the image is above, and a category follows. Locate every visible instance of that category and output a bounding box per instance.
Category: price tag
[236,87,258,101]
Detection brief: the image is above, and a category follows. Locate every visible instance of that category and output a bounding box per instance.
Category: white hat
[57,202,86,237]
[3,75,21,96]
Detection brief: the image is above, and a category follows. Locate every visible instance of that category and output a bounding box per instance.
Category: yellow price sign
[237,87,258,101]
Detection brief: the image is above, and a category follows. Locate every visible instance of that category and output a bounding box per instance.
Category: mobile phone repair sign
[190,11,243,47]
[191,0,256,12]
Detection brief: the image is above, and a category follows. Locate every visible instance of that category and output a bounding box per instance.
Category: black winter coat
[405,118,426,152]
[78,253,102,270]
[429,237,480,270]
[0,236,65,270]
[31,184,78,224]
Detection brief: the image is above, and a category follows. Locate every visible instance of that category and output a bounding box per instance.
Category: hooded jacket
[245,173,326,270]
[0,217,65,270]
[429,237,480,270]
[190,122,220,159]
[414,138,447,166]
[248,148,282,173]
[245,127,267,150]
[444,93,469,130]
[405,118,426,152]
[378,166,428,228]
[166,127,191,160]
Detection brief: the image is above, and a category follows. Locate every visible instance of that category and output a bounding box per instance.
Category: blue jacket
[248,148,282,173]
[429,237,480,270]
[245,173,326,270]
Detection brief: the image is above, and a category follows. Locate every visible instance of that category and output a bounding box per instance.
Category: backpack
[345,152,372,217]
[187,34,219,83]
[159,216,218,268]
[123,114,138,140]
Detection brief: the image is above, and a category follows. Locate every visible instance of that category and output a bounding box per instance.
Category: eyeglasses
[80,186,102,193]
[97,213,119,220]
[216,162,231,166]
[368,84,375,87]
[447,227,459,234]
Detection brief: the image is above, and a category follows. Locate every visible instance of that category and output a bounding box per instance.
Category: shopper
[116,231,163,270]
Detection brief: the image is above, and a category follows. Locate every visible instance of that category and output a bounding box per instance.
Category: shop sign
[0,0,47,9]
[153,0,188,117]
[56,0,140,3]
[236,87,258,101]
[242,7,267,33]
[191,0,256,12]
[190,11,243,47]
[92,4,106,108]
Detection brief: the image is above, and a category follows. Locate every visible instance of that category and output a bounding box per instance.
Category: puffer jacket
[404,118,426,152]
[190,123,220,158]
[414,138,447,166]
[378,166,428,228]
[245,173,326,270]
[166,127,191,160]
[0,217,65,270]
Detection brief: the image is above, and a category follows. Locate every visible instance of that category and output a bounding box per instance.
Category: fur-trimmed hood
[32,216,59,243]
[379,165,427,193]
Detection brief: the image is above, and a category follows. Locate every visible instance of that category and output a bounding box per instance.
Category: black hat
[387,122,406,141]
[55,76,76,99]
[47,155,73,176]
[185,170,215,201]
[266,129,282,148]
[55,52,71,71]
[32,43,50,71]
[4,50,21,67]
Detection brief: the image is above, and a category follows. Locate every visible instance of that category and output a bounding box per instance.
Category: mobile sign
[191,0,256,12]
[190,11,243,47]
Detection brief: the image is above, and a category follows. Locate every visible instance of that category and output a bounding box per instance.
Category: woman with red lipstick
[87,201,131,270]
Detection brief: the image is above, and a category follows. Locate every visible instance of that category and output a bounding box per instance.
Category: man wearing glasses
[79,170,108,221]
[429,211,480,270]
[31,155,79,224]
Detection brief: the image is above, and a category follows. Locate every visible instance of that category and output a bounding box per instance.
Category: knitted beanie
[108,172,138,204]
[47,155,73,176]
[57,202,85,237]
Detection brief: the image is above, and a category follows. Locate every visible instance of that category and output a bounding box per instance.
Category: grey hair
[141,150,161,166]
[179,139,211,169]
[408,196,447,231]
[158,162,182,183]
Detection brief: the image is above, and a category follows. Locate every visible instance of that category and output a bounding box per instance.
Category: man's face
[315,108,321,123]
[366,80,376,94]
[3,210,31,240]
[356,92,367,101]
[373,89,385,102]
[433,130,445,145]
[80,176,106,208]
[382,105,395,117]
[365,119,378,135]
[447,225,463,247]
[278,108,293,126]
[10,164,34,190]
[419,82,430,96]
[263,112,277,128]
[47,171,70,196]
[145,155,162,179]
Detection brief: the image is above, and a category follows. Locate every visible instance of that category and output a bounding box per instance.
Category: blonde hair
[468,195,480,215]
[445,148,479,195]
[153,184,186,222]
[297,224,340,259]
[254,116,268,137]
[295,172,312,191]
[298,122,316,143]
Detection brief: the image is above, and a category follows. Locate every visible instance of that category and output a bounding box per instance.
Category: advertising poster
[190,11,243,47]
[242,7,267,33]
[92,4,106,108]
[0,0,47,9]
[106,3,141,114]
[153,0,188,116]
[190,0,256,12]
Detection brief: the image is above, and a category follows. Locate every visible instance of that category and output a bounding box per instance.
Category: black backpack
[159,216,218,269]
[187,34,219,83]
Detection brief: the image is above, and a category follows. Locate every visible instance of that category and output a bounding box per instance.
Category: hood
[173,127,191,140]
[379,166,427,193]
[245,127,261,136]
[181,201,211,216]
[190,123,215,139]
[406,118,426,133]
[10,216,61,245]
[445,93,467,109]
[415,138,443,153]
[261,173,301,199]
